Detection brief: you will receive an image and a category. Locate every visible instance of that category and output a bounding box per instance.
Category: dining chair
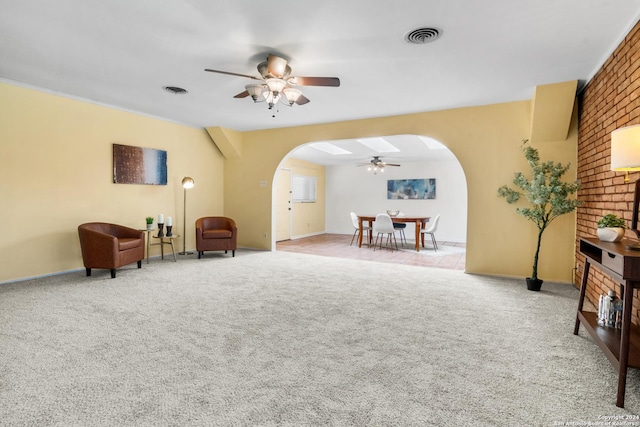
[392,211,407,245]
[350,212,371,246]
[420,214,441,251]
[373,213,398,251]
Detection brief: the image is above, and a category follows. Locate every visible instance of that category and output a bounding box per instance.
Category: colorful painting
[113,144,167,185]
[387,178,436,199]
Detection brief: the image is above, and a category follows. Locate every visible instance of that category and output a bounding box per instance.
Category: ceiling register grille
[405,27,442,44]
[163,86,188,94]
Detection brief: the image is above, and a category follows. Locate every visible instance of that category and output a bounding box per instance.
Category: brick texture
[577,21,640,323]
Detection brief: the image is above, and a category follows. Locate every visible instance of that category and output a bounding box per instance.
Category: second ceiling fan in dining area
[357,156,401,174]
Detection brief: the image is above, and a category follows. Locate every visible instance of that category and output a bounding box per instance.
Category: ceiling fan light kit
[206,54,339,112]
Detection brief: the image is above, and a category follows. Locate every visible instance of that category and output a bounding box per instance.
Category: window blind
[292,175,316,203]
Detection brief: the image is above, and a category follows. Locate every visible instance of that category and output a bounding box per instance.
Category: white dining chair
[420,214,440,251]
[350,212,371,246]
[373,213,398,251]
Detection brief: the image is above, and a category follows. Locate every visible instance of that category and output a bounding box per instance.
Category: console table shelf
[575,237,640,408]
[576,311,640,369]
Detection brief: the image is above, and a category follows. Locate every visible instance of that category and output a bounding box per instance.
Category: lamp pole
[179,176,194,255]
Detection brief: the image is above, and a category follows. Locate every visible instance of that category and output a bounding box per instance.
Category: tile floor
[276,233,465,271]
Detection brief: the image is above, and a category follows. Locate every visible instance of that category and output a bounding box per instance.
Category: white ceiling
[290,135,457,166]
[2,1,639,165]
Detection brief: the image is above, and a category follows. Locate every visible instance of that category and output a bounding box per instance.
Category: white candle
[166,216,172,226]
[158,214,164,224]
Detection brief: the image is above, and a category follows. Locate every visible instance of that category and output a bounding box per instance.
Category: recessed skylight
[356,137,400,153]
[418,136,446,150]
[308,142,352,155]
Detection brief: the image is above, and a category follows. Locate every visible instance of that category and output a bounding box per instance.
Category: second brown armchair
[195,216,237,258]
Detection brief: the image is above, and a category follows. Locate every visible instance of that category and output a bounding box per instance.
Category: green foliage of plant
[145,217,154,224]
[497,140,582,281]
[597,214,626,229]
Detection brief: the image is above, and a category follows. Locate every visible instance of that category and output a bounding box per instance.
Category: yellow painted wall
[2,80,578,284]
[0,82,224,282]
[280,158,326,238]
[223,99,578,283]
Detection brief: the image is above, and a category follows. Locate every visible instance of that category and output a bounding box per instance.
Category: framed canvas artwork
[113,143,167,185]
[387,178,436,199]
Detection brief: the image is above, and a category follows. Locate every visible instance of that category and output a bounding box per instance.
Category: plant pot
[597,227,624,242]
[146,224,153,231]
[526,277,543,291]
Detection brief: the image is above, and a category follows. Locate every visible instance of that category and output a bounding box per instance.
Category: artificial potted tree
[498,140,582,291]
[597,213,626,242]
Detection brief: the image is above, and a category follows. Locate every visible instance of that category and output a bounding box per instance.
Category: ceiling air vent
[404,27,442,44]
[163,86,188,94]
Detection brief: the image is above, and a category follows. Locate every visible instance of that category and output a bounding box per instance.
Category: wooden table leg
[414,219,422,252]
[616,280,634,408]
[146,232,151,264]
[358,217,364,248]
[574,259,590,335]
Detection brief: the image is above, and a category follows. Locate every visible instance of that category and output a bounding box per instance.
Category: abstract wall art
[113,143,167,185]
[387,178,436,199]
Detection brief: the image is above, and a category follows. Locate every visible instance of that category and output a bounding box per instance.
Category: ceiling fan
[357,156,401,173]
[205,54,340,110]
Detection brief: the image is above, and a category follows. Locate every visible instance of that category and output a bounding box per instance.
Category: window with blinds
[292,174,316,203]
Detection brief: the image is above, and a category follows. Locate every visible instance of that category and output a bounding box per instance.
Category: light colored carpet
[1,250,639,426]
[395,241,466,257]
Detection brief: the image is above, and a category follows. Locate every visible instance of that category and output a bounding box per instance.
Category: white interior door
[275,169,292,241]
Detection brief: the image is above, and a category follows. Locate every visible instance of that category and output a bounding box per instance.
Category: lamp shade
[265,78,287,95]
[267,55,288,78]
[611,124,640,171]
[245,84,265,101]
[283,88,302,106]
[181,176,195,189]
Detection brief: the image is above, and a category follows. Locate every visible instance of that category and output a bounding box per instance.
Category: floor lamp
[179,176,195,255]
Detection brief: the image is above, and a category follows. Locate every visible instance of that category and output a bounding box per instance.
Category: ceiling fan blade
[290,76,341,87]
[204,69,261,81]
[233,90,250,99]
[385,164,401,167]
[295,94,310,105]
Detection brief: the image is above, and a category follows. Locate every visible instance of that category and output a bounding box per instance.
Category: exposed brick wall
[577,21,640,322]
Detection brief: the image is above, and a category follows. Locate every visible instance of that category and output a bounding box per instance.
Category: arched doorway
[272,134,468,269]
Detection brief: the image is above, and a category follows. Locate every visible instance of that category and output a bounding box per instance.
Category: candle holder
[157,223,165,237]
[166,225,173,237]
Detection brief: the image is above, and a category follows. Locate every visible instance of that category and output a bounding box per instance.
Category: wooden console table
[574,237,640,408]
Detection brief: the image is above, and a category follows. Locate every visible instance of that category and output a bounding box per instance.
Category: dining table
[357,214,430,251]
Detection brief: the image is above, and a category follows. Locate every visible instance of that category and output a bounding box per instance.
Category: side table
[139,228,155,264]
[151,234,180,262]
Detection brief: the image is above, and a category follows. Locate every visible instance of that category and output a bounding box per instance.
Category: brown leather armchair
[78,222,145,278]
[195,216,237,258]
